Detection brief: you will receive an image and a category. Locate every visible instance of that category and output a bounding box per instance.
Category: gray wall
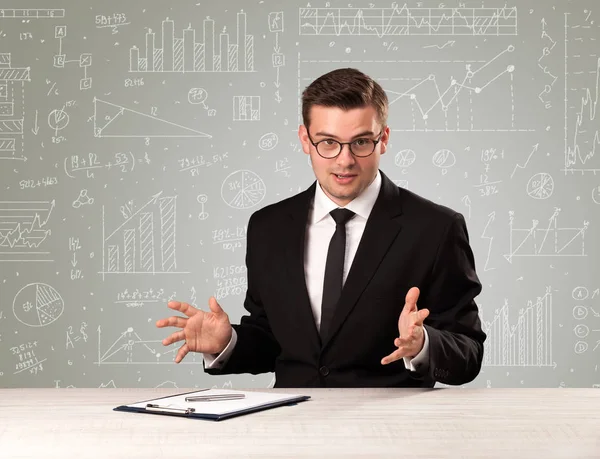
[0,0,598,389]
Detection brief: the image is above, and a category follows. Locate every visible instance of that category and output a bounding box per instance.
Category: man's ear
[298,124,311,155]
[380,125,391,155]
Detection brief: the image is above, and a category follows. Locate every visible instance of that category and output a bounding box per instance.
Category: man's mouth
[332,173,356,178]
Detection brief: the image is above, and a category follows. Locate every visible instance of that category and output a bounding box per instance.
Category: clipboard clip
[145,403,196,414]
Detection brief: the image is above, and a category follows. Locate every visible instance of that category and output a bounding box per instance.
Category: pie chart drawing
[13,283,64,327]
[221,170,266,209]
[527,172,554,200]
[395,149,416,168]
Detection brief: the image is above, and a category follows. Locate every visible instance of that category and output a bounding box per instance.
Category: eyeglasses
[307,130,384,159]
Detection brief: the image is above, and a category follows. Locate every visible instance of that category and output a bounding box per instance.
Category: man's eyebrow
[313,130,375,139]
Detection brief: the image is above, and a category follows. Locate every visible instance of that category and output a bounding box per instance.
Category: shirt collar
[312,170,382,224]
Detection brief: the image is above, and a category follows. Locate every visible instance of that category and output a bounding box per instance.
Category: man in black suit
[157,68,486,388]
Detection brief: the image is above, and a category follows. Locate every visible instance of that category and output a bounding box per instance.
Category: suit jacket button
[319,366,329,376]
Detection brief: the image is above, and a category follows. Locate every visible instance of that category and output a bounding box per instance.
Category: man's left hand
[381,287,430,365]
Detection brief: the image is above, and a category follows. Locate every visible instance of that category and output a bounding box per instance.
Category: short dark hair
[301,68,388,128]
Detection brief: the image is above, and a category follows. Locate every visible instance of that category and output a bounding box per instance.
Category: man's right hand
[156,296,232,363]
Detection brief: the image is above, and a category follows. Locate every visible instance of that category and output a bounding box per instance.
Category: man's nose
[336,144,356,166]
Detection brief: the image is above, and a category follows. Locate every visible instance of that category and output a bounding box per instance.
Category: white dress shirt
[204,170,430,372]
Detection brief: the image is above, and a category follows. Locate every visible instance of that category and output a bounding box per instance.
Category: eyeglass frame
[306,128,385,159]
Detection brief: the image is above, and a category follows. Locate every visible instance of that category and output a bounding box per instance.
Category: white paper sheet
[127,389,308,416]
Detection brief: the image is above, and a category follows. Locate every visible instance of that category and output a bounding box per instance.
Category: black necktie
[320,208,355,339]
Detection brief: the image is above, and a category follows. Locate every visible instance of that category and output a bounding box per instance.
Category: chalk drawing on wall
[0,8,64,19]
[504,208,589,263]
[0,53,30,162]
[221,170,266,209]
[526,172,554,199]
[563,12,600,174]
[129,11,255,73]
[233,95,261,121]
[482,286,554,367]
[100,191,189,279]
[298,46,534,133]
[53,25,92,90]
[92,97,212,138]
[95,326,199,364]
[298,6,518,36]
[0,199,54,262]
[13,282,64,327]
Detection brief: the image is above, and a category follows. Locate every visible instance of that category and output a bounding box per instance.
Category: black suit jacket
[205,170,486,388]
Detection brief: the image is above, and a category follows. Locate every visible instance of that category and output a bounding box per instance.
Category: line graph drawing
[129,11,254,73]
[13,282,64,327]
[0,53,30,161]
[0,199,54,262]
[93,97,211,138]
[95,326,199,364]
[510,143,539,178]
[298,47,534,132]
[504,208,589,263]
[563,12,600,173]
[101,191,189,279]
[482,286,554,367]
[299,6,518,36]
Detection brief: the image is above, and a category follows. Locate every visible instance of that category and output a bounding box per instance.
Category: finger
[381,347,408,365]
[416,308,430,324]
[167,300,199,317]
[404,287,420,308]
[208,296,225,315]
[394,333,415,345]
[161,330,185,346]
[155,315,187,328]
[174,341,189,364]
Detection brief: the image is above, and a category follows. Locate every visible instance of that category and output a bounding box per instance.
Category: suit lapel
[283,181,322,349]
[320,171,404,349]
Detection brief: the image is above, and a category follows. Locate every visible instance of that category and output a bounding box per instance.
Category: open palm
[381,287,429,365]
[156,296,232,363]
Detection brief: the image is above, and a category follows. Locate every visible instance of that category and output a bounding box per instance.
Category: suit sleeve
[204,213,281,376]
[420,212,486,385]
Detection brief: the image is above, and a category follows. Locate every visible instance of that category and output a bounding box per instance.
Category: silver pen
[185,394,246,402]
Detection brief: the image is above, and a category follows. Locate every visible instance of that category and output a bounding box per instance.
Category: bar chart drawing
[93,97,211,138]
[482,286,554,367]
[233,95,260,121]
[129,12,255,73]
[101,191,189,280]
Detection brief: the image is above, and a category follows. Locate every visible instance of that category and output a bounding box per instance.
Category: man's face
[299,104,389,207]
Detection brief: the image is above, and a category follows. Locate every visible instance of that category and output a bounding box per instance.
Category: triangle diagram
[93,98,211,138]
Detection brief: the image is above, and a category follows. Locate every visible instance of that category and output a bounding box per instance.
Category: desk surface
[1,387,598,458]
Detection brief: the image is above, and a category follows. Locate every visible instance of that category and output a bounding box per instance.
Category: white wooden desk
[0,387,598,458]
